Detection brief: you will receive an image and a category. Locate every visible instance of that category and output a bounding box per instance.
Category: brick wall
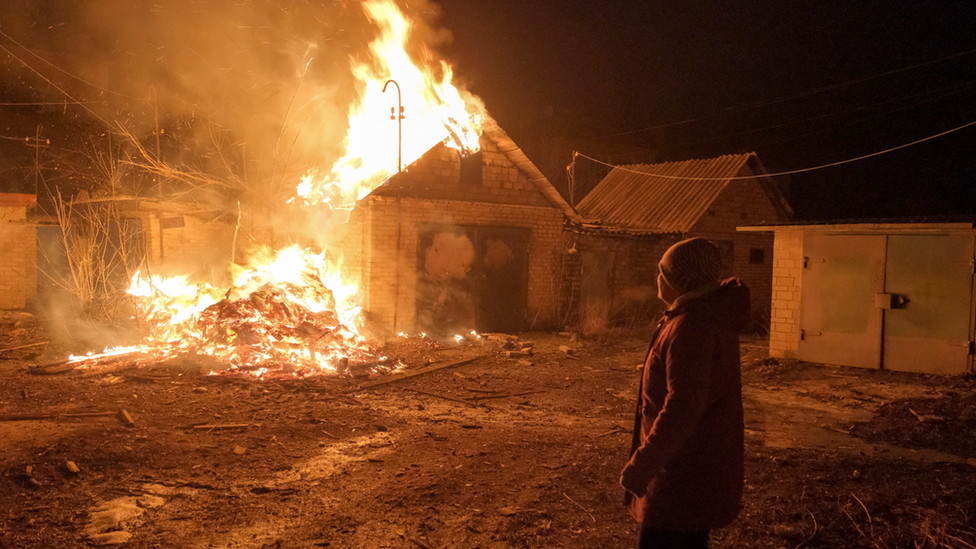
[375,140,554,208]
[691,175,789,328]
[769,230,802,357]
[361,196,564,333]
[568,231,678,327]
[344,134,569,335]
[157,215,235,283]
[0,205,37,309]
[139,212,234,283]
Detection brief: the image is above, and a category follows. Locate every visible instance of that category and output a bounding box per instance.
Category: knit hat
[658,238,722,293]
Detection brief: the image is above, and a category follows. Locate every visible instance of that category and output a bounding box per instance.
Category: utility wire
[668,80,976,151]
[0,28,144,101]
[0,100,139,106]
[576,118,976,180]
[593,47,976,139]
[0,43,113,127]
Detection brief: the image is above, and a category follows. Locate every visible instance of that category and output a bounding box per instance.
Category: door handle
[876,293,909,309]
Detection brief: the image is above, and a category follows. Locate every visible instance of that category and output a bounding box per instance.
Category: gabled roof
[481,116,580,222]
[576,152,790,233]
[377,115,581,222]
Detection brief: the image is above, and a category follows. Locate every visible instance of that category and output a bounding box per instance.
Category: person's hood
[670,278,751,333]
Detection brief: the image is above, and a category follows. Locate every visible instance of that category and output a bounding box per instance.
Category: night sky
[432,0,976,220]
[1,1,974,221]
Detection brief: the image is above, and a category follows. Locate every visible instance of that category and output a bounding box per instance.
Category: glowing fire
[114,0,484,376]
[295,0,483,208]
[124,245,375,376]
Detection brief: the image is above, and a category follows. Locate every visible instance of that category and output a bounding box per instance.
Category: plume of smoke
[1,0,462,212]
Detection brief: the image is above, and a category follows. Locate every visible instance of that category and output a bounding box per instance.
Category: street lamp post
[382,79,404,173]
[382,79,405,332]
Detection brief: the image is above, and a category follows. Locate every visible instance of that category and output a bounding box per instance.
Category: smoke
[3,1,475,341]
[0,0,456,208]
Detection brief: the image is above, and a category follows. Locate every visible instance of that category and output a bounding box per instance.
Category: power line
[576,118,976,180]
[0,100,141,106]
[0,43,113,127]
[666,80,976,151]
[592,47,976,140]
[0,28,144,101]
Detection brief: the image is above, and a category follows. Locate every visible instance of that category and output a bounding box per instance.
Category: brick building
[0,193,37,309]
[36,196,235,311]
[740,221,976,375]
[568,153,792,333]
[339,118,578,336]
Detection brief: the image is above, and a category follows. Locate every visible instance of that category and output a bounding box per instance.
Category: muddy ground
[1,310,975,549]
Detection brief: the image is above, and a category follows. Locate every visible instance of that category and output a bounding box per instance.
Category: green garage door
[883,235,975,374]
[798,234,886,369]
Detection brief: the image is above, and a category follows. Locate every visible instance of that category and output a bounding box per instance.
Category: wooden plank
[188,424,252,431]
[464,390,545,401]
[0,411,118,422]
[400,387,488,409]
[348,356,482,392]
[28,363,78,375]
[118,410,135,428]
[0,341,48,353]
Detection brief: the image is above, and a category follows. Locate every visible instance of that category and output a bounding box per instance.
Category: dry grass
[47,191,139,323]
[713,446,976,549]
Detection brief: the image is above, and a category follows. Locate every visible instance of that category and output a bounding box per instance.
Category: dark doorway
[416,225,529,336]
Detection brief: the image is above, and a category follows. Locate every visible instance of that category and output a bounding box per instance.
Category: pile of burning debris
[158,280,389,377]
[34,247,402,379]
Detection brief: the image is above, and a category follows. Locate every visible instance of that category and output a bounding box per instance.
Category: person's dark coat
[622,278,750,530]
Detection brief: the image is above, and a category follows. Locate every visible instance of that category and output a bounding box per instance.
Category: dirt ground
[1,310,975,549]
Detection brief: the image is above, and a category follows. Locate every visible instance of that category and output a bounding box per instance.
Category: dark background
[432,0,976,220]
[1,1,974,221]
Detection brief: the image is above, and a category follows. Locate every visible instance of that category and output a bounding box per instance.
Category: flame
[127,245,375,376]
[297,0,484,207]
[117,0,483,377]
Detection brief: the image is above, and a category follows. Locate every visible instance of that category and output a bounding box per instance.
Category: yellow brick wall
[570,231,678,326]
[361,196,564,333]
[768,230,803,357]
[692,177,789,327]
[144,213,235,283]
[378,140,554,208]
[0,205,37,309]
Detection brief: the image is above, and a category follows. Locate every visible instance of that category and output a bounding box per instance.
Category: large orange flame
[121,0,484,376]
[295,0,483,208]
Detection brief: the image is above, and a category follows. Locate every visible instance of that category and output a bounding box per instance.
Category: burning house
[8,0,585,377]
[336,118,578,337]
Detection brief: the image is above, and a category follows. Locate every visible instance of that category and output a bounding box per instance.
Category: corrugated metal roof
[576,153,755,233]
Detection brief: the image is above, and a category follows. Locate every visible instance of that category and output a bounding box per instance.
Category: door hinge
[800,329,822,340]
[969,341,975,356]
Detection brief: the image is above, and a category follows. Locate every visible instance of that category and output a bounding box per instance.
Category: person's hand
[619,464,649,498]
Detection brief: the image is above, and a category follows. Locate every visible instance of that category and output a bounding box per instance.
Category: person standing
[620,238,750,549]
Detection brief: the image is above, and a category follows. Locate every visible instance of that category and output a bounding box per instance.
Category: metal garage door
[882,235,975,374]
[798,234,886,369]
